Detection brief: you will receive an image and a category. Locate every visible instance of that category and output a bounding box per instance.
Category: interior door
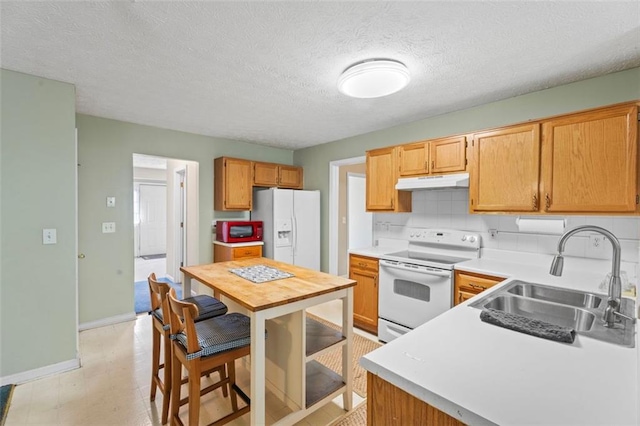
[347,174,372,251]
[139,184,167,256]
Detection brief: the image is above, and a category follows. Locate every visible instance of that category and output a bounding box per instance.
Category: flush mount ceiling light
[338,59,410,99]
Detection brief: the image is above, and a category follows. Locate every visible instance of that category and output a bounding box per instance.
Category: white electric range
[378,229,481,343]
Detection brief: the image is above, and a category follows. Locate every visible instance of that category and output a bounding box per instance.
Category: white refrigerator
[252,188,320,270]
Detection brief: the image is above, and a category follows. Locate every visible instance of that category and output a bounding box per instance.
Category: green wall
[1,70,78,376]
[76,115,292,324]
[294,67,640,272]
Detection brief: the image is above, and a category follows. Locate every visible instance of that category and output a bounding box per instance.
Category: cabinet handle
[431,160,435,169]
[468,283,484,290]
[359,262,367,267]
[545,193,551,211]
[532,193,538,210]
[424,161,428,170]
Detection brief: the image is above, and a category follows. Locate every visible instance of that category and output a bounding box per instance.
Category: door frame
[328,156,365,275]
[174,168,187,276]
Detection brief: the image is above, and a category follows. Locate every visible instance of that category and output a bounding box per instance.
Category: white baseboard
[78,311,137,331]
[0,357,80,386]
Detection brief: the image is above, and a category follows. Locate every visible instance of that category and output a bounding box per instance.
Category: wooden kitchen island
[181,258,356,425]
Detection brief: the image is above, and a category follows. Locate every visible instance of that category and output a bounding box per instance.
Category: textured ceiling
[1,1,639,149]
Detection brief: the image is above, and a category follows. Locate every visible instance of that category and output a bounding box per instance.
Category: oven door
[378,259,453,331]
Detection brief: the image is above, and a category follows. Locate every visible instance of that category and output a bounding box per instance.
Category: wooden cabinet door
[398,142,429,176]
[470,124,541,212]
[430,136,467,174]
[366,147,411,212]
[366,147,396,210]
[350,267,378,334]
[278,165,303,189]
[456,290,477,305]
[368,373,465,426]
[214,157,253,211]
[541,104,638,213]
[454,270,504,306]
[253,162,278,187]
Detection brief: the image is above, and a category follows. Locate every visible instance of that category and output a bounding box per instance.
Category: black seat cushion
[185,295,228,321]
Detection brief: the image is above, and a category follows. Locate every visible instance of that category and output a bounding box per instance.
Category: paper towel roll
[516,217,566,235]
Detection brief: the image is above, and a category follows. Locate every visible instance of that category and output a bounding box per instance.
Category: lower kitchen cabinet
[349,254,379,334]
[213,242,262,263]
[454,270,505,306]
[367,372,464,426]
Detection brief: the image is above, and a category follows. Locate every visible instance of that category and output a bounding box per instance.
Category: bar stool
[148,273,229,424]
[167,288,251,426]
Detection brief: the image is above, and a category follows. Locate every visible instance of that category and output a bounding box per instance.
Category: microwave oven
[216,221,263,243]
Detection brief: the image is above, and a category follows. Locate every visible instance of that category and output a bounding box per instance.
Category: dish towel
[480,308,576,344]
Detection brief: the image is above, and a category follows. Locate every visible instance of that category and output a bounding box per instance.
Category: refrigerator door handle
[291,212,296,257]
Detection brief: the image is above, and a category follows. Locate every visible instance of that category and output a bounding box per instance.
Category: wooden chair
[167,288,251,426]
[148,273,229,424]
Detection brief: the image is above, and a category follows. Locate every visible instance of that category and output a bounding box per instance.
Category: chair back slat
[148,273,172,323]
[167,288,201,355]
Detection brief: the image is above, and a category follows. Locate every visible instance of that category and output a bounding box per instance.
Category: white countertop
[361,249,638,425]
[348,239,408,259]
[212,240,264,247]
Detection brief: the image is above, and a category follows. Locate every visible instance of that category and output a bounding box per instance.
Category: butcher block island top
[181,257,355,311]
[180,258,356,425]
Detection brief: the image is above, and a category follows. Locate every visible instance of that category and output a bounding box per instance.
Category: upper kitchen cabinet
[397,136,467,177]
[277,165,303,189]
[541,104,639,213]
[429,135,468,174]
[470,124,541,212]
[398,141,429,176]
[214,157,253,211]
[366,146,412,212]
[253,162,303,189]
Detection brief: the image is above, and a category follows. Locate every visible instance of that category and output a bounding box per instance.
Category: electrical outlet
[590,235,604,250]
[102,222,116,233]
[489,229,498,238]
[43,228,57,244]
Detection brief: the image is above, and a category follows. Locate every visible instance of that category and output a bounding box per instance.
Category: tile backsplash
[373,189,640,264]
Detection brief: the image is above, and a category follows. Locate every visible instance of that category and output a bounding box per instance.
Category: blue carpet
[0,384,15,426]
[134,277,182,314]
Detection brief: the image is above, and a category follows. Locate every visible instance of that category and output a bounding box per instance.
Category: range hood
[395,173,469,191]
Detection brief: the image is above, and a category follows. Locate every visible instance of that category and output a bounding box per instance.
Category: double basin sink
[469,280,636,347]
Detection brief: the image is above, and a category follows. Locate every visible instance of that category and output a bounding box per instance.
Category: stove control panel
[408,229,481,250]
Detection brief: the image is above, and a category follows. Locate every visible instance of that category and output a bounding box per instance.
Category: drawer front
[349,254,378,273]
[456,271,503,292]
[233,245,262,259]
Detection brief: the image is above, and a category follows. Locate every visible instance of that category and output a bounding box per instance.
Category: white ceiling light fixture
[338,59,410,99]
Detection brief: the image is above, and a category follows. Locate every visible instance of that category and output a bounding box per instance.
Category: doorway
[132,154,199,314]
[347,173,372,251]
[328,156,369,276]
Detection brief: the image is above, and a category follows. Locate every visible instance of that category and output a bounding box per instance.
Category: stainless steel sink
[470,280,635,347]
[483,295,596,332]
[506,282,602,309]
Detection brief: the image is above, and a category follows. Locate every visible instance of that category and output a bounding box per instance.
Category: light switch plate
[102,222,116,233]
[106,197,116,207]
[43,228,57,244]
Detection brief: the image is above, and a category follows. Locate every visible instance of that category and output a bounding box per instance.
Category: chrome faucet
[549,225,622,328]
